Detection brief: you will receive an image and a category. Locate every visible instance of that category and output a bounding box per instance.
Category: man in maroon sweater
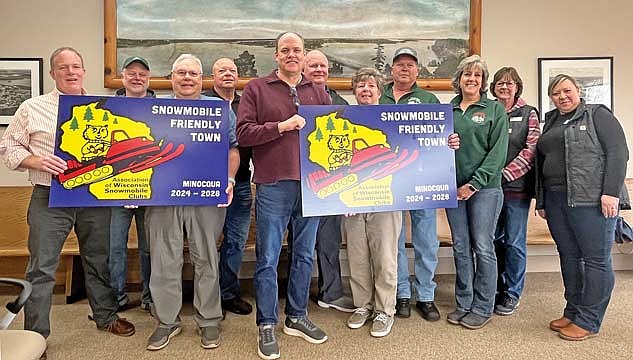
[237,32,330,360]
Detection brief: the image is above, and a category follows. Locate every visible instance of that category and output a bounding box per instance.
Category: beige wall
[1,0,632,185]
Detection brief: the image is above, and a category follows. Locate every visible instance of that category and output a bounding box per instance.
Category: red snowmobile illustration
[306,138,419,199]
[58,130,185,190]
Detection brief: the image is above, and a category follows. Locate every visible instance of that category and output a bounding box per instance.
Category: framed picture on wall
[104,0,482,90]
[0,58,44,126]
[538,56,613,115]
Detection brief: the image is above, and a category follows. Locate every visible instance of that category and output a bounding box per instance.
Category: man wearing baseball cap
[116,56,155,98]
[110,55,155,314]
[380,47,443,322]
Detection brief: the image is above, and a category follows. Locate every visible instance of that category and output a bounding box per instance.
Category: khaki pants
[342,211,401,316]
[146,205,226,329]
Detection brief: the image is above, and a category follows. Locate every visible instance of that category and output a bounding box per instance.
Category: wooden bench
[0,186,140,302]
[2,181,631,294]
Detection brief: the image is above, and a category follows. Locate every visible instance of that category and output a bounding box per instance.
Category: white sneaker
[347,307,373,329]
[370,311,394,337]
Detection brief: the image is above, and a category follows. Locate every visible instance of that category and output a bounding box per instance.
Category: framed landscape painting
[104,0,481,90]
[0,58,43,125]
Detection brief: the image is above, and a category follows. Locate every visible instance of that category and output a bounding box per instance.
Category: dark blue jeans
[446,188,503,317]
[287,215,344,302]
[494,197,531,301]
[254,181,319,325]
[219,180,252,300]
[110,206,151,306]
[315,215,344,302]
[544,191,616,333]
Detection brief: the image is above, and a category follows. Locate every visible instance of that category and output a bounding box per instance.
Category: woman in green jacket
[445,55,508,330]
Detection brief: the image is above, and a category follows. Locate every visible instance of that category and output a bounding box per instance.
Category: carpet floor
[3,271,633,359]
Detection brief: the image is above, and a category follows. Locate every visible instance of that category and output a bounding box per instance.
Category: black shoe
[221,297,253,315]
[395,298,410,318]
[118,300,141,313]
[416,301,440,322]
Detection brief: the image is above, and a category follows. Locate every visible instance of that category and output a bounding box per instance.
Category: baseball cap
[122,56,150,71]
[393,47,418,63]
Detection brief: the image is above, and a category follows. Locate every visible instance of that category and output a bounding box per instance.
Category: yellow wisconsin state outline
[307,112,389,169]
[59,102,154,200]
[306,111,394,208]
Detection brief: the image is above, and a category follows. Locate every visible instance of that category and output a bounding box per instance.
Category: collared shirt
[202,87,241,114]
[170,94,238,149]
[380,82,439,105]
[326,86,349,106]
[0,88,86,186]
[450,94,509,189]
[202,87,252,182]
[501,98,540,183]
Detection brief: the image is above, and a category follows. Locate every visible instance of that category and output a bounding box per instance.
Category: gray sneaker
[347,307,373,329]
[283,317,328,344]
[460,312,492,329]
[494,296,520,316]
[258,325,280,360]
[370,311,394,337]
[200,325,220,349]
[147,326,181,351]
[317,296,356,313]
[447,309,469,325]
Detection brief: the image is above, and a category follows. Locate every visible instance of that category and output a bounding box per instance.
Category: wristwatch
[228,177,236,185]
[467,184,478,192]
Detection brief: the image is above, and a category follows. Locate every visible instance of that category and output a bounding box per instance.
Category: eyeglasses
[289,87,300,108]
[495,81,516,88]
[173,70,202,78]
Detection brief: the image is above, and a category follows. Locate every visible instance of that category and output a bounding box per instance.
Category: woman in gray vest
[536,74,628,341]
[490,67,541,316]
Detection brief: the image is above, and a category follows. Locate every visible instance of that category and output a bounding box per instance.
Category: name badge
[509,117,522,122]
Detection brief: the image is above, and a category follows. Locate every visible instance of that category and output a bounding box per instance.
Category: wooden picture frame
[538,56,614,115]
[0,58,44,126]
[104,0,481,91]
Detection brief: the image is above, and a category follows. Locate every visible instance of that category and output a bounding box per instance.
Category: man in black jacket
[203,58,253,315]
[110,56,155,312]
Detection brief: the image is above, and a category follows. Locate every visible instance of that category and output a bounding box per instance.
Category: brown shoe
[558,323,598,341]
[101,318,135,337]
[549,317,572,332]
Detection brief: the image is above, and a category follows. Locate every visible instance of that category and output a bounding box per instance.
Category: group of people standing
[0,29,628,360]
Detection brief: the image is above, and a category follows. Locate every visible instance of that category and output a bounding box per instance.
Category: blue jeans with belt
[446,188,503,317]
[544,190,616,333]
[254,181,319,325]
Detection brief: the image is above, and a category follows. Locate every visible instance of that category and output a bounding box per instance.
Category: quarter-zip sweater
[236,70,331,184]
[451,94,508,189]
